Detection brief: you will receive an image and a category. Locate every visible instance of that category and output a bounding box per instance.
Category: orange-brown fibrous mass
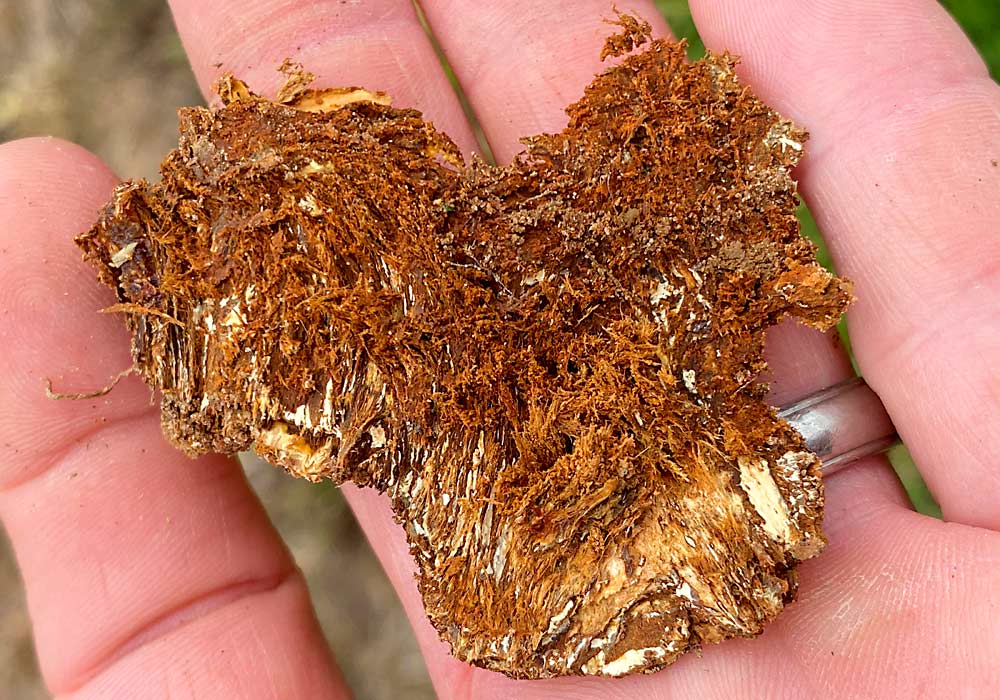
[78,17,851,679]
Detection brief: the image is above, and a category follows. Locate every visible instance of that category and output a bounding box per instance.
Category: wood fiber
[78,17,852,677]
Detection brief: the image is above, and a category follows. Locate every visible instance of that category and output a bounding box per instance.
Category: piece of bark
[77,16,852,678]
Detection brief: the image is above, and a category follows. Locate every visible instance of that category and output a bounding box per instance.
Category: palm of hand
[0,1,997,699]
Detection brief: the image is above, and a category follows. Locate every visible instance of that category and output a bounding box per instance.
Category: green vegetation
[656,0,1000,79]
[652,1,998,518]
[653,0,705,59]
[942,0,1000,80]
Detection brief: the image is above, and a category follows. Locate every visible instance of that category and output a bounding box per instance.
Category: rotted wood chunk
[77,16,852,679]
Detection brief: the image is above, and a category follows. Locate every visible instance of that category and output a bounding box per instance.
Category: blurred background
[1,1,996,698]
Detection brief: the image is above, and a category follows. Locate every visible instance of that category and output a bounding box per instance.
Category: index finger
[169,0,479,154]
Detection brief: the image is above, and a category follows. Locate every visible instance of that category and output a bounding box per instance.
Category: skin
[0,0,997,697]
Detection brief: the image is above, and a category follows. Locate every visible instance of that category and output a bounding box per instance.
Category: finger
[168,0,479,155]
[688,0,1000,529]
[762,319,855,406]
[0,138,347,698]
[419,0,673,163]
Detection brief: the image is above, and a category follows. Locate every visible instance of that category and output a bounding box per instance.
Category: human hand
[1,1,997,698]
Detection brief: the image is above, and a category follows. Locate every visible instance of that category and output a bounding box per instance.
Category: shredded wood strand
[76,16,852,678]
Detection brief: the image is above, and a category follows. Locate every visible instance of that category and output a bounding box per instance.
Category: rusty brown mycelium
[78,16,851,678]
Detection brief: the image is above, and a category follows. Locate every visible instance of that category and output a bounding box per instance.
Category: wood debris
[77,15,852,678]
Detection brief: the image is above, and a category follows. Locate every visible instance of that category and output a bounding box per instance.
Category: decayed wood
[77,16,851,678]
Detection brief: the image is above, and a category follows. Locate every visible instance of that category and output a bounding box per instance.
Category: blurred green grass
[655,0,1000,78]
[942,0,1000,80]
[653,1,999,518]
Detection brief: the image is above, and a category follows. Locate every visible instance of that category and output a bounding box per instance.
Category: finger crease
[55,566,301,696]
[0,406,159,496]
